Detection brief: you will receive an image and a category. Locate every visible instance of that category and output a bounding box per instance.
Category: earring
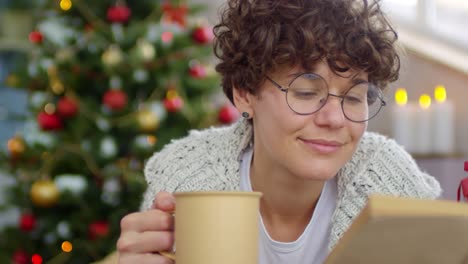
[242,112,250,119]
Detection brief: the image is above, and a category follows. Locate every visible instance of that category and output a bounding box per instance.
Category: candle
[431,85,455,155]
[413,94,432,155]
[392,88,416,153]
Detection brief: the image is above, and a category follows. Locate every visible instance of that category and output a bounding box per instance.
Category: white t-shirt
[239,147,338,264]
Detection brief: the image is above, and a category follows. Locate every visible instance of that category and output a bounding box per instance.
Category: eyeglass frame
[265,73,387,123]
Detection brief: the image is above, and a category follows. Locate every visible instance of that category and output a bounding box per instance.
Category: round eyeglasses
[266,73,386,123]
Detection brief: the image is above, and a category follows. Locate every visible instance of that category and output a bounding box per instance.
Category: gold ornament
[137,110,160,132]
[166,89,178,99]
[51,80,65,94]
[7,137,25,157]
[136,39,156,62]
[30,180,60,207]
[44,103,56,114]
[102,45,124,68]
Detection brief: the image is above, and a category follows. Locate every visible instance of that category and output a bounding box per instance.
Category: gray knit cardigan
[140,119,441,250]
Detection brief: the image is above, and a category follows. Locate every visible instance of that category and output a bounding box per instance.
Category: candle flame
[395,88,408,105]
[434,85,447,103]
[419,94,431,109]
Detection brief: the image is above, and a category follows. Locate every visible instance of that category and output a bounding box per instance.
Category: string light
[32,254,43,264]
[147,135,157,145]
[62,241,73,252]
[60,0,72,11]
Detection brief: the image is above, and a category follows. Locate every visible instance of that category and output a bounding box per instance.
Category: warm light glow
[60,0,72,11]
[147,135,157,145]
[394,88,408,105]
[434,85,447,103]
[419,94,431,109]
[32,254,43,264]
[62,241,73,252]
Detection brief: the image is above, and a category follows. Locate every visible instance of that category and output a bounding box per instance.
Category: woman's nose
[313,94,346,128]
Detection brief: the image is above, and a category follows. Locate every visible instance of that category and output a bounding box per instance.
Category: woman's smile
[298,138,344,154]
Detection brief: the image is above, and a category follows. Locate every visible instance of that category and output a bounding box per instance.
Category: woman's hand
[117,191,175,264]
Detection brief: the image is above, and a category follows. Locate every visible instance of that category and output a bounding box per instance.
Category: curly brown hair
[213,0,400,104]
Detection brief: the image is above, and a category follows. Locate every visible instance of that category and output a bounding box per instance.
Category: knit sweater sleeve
[139,133,200,211]
[338,132,442,199]
[366,133,442,199]
[138,122,247,211]
[139,129,223,211]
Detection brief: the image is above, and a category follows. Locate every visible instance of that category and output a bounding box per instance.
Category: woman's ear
[232,88,254,118]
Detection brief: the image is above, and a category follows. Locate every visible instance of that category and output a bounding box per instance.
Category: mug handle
[160,251,175,260]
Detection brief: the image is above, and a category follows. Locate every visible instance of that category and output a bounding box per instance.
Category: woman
[117,0,441,263]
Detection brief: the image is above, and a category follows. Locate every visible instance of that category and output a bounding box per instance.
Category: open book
[324,195,468,264]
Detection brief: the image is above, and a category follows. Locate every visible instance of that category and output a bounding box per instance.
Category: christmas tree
[0,0,240,263]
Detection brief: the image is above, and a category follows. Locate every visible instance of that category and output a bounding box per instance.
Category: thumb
[152,191,176,211]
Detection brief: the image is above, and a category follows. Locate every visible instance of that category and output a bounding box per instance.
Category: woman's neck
[250,151,325,242]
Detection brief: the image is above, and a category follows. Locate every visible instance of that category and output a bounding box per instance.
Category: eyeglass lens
[286,73,383,122]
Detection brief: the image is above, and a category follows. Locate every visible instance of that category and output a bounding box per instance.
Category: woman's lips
[299,138,343,154]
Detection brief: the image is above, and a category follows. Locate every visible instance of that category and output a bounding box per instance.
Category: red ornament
[107,5,131,23]
[88,220,110,240]
[19,213,36,232]
[192,26,214,44]
[189,64,207,79]
[57,97,79,118]
[12,250,29,264]
[102,90,128,111]
[163,97,184,112]
[162,2,188,27]
[218,104,240,124]
[31,254,42,264]
[29,31,43,44]
[37,112,63,131]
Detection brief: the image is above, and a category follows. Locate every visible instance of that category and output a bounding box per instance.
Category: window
[0,52,27,148]
[382,0,468,51]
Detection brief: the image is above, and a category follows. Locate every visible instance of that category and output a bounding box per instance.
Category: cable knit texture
[141,119,441,251]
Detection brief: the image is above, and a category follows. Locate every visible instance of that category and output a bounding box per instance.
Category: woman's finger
[117,230,174,254]
[119,252,174,264]
[120,210,174,232]
[152,191,176,211]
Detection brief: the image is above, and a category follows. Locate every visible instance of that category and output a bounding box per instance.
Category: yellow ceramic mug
[161,191,262,264]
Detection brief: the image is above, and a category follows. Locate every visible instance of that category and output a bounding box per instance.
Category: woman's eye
[344,95,364,104]
[292,90,319,99]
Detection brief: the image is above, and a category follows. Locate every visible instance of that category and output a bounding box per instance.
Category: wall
[368,50,468,157]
